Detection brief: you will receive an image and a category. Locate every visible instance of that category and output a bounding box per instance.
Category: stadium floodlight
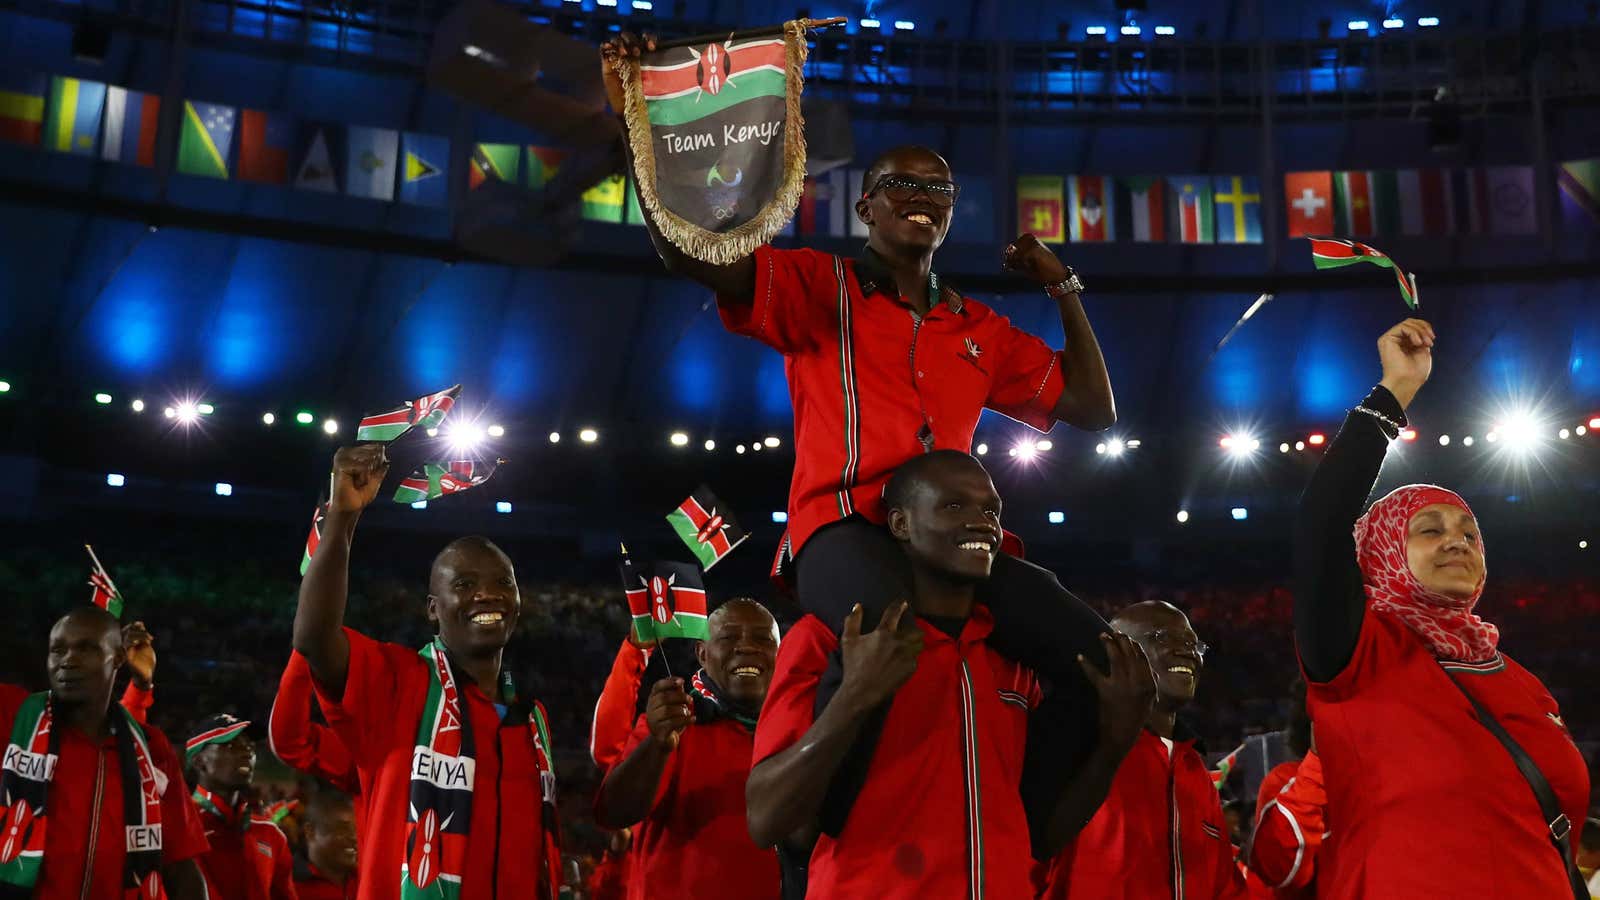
[975,443,989,455]
[1120,24,1141,35]
[1036,440,1053,452]
[449,421,486,453]
[751,441,763,452]
[1295,441,1306,451]
[1462,435,1475,446]
[1400,429,1418,442]
[1085,25,1108,35]
[1439,434,1451,446]
[632,0,652,9]
[1589,416,1600,429]
[1014,440,1038,461]
[1559,428,1571,440]
[894,20,914,31]
[772,511,788,523]
[1175,510,1190,523]
[1417,16,1440,27]
[1048,511,1066,525]
[1154,25,1176,35]
[487,424,505,438]
[1347,19,1370,31]
[736,444,747,455]
[703,439,716,451]
[1104,438,1125,456]
[764,436,781,448]
[496,501,512,514]
[411,500,427,510]
[1126,439,1142,448]
[131,398,145,412]
[1307,433,1326,446]
[322,419,339,435]
[295,411,314,425]
[579,428,599,443]
[549,431,561,443]
[670,431,690,447]
[175,401,200,425]
[1220,433,1260,457]
[1382,17,1404,29]
[1279,443,1291,453]
[214,482,233,497]
[0,381,9,393]
[95,392,112,405]
[262,412,276,425]
[107,473,126,487]
[1231,507,1249,521]
[859,17,880,29]
[196,403,215,416]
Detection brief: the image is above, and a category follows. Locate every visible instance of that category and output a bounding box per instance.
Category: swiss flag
[1284,171,1334,238]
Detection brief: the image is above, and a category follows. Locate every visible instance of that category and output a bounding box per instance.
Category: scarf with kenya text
[0,693,167,899]
[403,640,562,900]
[1354,484,1499,663]
[689,670,758,732]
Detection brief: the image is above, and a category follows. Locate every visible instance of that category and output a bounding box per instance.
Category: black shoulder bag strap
[1443,667,1587,900]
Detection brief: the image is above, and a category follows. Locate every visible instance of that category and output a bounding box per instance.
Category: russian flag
[100,86,161,167]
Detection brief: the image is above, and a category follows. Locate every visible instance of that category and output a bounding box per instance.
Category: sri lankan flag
[85,544,124,618]
[1307,237,1418,309]
[392,459,502,504]
[614,20,813,265]
[299,502,327,576]
[666,485,748,570]
[620,548,708,643]
[356,384,460,443]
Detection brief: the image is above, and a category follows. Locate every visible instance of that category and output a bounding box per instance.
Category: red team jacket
[606,715,779,900]
[193,794,298,900]
[1037,728,1247,900]
[1245,754,1323,897]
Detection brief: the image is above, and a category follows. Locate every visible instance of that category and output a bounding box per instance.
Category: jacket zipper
[492,726,504,898]
[81,752,107,900]
[1169,762,1184,900]
[907,312,934,451]
[956,656,983,900]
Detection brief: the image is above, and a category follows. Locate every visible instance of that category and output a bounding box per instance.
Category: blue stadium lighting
[214,482,233,497]
[1085,25,1108,35]
[1347,19,1370,31]
[1417,16,1440,26]
[771,511,788,523]
[859,18,880,29]
[1120,24,1142,35]
[1154,25,1176,35]
[894,20,914,31]
[107,473,126,488]
[496,501,512,514]
[597,0,617,5]
[411,500,428,510]
[1231,507,1249,521]
[1048,511,1066,525]
[1382,18,1404,29]
[95,392,112,405]
[632,0,652,9]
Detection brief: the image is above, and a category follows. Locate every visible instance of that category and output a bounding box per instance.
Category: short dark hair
[305,786,354,825]
[883,449,984,514]
[860,145,948,197]
[431,535,509,574]
[1582,818,1600,852]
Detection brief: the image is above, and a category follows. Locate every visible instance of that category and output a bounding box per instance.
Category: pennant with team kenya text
[666,485,749,570]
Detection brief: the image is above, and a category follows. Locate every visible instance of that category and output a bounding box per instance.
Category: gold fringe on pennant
[614,19,812,267]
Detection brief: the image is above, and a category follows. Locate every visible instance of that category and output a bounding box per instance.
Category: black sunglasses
[865,174,961,207]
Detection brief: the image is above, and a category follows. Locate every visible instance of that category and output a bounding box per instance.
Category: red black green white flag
[299,501,328,576]
[665,485,748,570]
[392,458,502,504]
[1306,237,1418,309]
[85,544,124,618]
[612,20,825,265]
[356,384,461,443]
[619,548,709,643]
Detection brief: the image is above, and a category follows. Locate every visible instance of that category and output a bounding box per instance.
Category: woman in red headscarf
[1293,318,1589,899]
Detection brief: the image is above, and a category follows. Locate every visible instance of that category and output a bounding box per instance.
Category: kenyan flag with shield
[613,19,825,265]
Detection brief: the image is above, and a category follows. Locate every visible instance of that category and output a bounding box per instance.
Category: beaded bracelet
[1352,404,1403,439]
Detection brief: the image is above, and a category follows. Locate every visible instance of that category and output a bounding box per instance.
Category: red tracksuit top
[193,790,298,900]
[1037,728,1247,899]
[607,715,779,900]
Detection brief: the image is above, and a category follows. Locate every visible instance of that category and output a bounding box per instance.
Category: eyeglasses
[865,174,961,207]
[1149,628,1210,659]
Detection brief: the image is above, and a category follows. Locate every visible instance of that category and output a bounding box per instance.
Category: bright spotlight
[1400,429,1418,442]
[1294,441,1306,451]
[411,500,427,510]
[130,399,145,413]
[975,443,989,456]
[1382,17,1404,29]
[771,511,788,523]
[1085,25,1108,35]
[703,439,716,451]
[1231,507,1249,521]
[197,403,215,416]
[175,402,200,425]
[1126,439,1141,448]
[1462,435,1475,446]
[1439,434,1451,446]
[1278,443,1290,453]
[1120,24,1141,35]
[1588,416,1600,429]
[487,424,505,438]
[163,406,176,419]
[670,431,690,447]
[0,380,9,393]
[322,419,339,435]
[1048,511,1066,525]
[1095,443,1106,455]
[1105,438,1125,456]
[1417,16,1440,26]
[1014,440,1038,461]
[496,501,512,514]
[106,473,126,487]
[1154,25,1176,35]
[426,428,439,437]
[858,17,880,28]
[1577,425,1588,436]
[449,421,486,452]
[548,431,561,443]
[214,482,233,497]
[1175,510,1189,523]
[579,428,599,444]
[1559,428,1571,440]
[95,392,112,405]
[1581,540,1589,550]
[893,20,914,31]
[751,442,763,452]
[764,436,781,448]
[1347,19,1370,31]
[262,412,276,425]
[295,411,314,425]
[1307,433,1326,446]
[1485,431,1500,444]
[1222,433,1259,457]
[1036,439,1054,452]
[736,444,747,455]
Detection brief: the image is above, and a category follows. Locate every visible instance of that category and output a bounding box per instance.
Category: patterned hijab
[1352,484,1500,662]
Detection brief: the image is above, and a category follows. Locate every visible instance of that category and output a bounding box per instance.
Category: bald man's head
[697,598,779,710]
[1112,601,1204,706]
[47,606,126,707]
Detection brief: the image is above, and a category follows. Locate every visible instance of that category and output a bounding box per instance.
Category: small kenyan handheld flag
[666,485,748,570]
[299,501,328,576]
[1306,237,1418,309]
[355,384,461,443]
[1210,745,1241,790]
[620,546,708,643]
[392,458,503,504]
[85,544,124,618]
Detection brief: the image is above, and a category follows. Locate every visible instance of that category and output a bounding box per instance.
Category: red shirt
[589,641,650,775]
[194,791,298,900]
[1245,754,1322,897]
[314,628,558,900]
[1038,729,1246,900]
[294,862,359,900]
[719,246,1067,552]
[1306,611,1589,898]
[0,684,210,900]
[752,611,1039,899]
[608,715,778,900]
[270,651,359,797]
[585,851,629,900]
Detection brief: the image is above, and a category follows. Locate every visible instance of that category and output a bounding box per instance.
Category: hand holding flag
[328,445,390,514]
[644,676,693,751]
[85,544,125,618]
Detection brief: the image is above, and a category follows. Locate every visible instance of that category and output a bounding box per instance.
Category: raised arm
[1294,319,1433,682]
[1001,234,1115,431]
[745,603,922,847]
[268,651,359,794]
[591,637,653,774]
[599,33,756,302]
[119,621,157,726]
[594,676,690,828]
[1038,632,1154,855]
[293,444,389,698]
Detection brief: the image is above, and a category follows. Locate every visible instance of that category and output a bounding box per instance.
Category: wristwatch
[1044,268,1085,297]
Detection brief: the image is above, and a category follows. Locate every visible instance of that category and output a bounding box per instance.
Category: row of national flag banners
[5,70,1600,237]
